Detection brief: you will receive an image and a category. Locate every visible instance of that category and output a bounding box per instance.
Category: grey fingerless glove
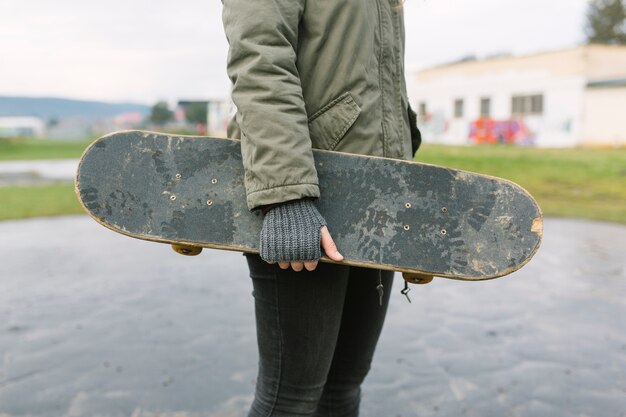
[260,199,327,263]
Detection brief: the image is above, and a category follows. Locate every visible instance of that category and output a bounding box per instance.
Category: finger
[304,260,318,271]
[291,261,304,272]
[320,226,344,261]
[278,262,290,269]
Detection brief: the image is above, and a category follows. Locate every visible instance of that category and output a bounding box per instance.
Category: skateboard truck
[171,244,203,256]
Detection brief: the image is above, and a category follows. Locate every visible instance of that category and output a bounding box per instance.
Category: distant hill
[0,96,150,120]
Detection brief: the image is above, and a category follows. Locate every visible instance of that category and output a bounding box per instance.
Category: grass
[0,129,199,161]
[0,137,93,160]
[416,144,626,224]
[0,184,83,221]
[0,141,624,224]
[0,138,92,220]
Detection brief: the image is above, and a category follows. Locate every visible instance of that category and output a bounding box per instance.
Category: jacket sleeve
[222,0,320,210]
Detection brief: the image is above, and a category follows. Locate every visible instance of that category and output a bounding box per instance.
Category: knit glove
[260,199,327,263]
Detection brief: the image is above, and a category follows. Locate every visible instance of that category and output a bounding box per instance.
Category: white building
[0,116,46,138]
[409,44,626,147]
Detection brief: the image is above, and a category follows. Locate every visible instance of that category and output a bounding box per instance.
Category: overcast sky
[0,0,589,104]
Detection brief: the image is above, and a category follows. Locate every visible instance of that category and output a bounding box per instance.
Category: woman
[222,0,421,415]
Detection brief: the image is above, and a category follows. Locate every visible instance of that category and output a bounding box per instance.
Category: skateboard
[75,130,542,283]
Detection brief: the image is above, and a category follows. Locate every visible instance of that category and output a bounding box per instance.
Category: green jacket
[223,0,420,210]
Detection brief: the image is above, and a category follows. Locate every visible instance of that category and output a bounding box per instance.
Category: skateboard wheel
[402,272,434,285]
[172,244,202,256]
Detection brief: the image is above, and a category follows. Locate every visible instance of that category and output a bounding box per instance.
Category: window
[511,94,543,116]
[480,97,491,118]
[512,96,523,115]
[531,95,543,114]
[454,99,464,118]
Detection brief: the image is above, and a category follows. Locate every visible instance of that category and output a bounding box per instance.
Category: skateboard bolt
[403,225,410,231]
[441,207,448,213]
[405,203,412,208]
[440,229,447,236]
[207,200,213,206]
[170,195,176,201]
[211,178,218,184]
[175,174,182,179]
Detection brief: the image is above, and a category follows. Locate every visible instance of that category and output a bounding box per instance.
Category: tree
[149,101,172,126]
[184,102,208,125]
[585,0,626,45]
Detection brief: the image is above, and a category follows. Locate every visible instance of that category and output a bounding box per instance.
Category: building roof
[586,78,626,88]
[414,44,626,81]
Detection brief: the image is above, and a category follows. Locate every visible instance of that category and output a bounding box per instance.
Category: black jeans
[245,254,394,417]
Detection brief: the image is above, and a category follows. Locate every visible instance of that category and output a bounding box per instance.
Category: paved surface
[0,159,78,186]
[0,216,625,417]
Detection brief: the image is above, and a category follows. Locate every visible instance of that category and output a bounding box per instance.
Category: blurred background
[0,0,624,223]
[1,1,625,416]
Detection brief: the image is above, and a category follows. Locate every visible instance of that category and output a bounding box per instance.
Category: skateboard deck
[75,130,542,281]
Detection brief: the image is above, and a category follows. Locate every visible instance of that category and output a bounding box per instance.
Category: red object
[469,118,534,145]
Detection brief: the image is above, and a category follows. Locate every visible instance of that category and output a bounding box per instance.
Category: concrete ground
[0,216,625,417]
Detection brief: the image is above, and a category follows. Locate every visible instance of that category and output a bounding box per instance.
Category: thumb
[320,226,344,262]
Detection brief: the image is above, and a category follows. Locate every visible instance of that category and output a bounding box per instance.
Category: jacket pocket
[308,92,361,151]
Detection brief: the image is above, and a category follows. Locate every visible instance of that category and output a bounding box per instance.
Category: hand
[277,226,344,271]
[259,199,343,272]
